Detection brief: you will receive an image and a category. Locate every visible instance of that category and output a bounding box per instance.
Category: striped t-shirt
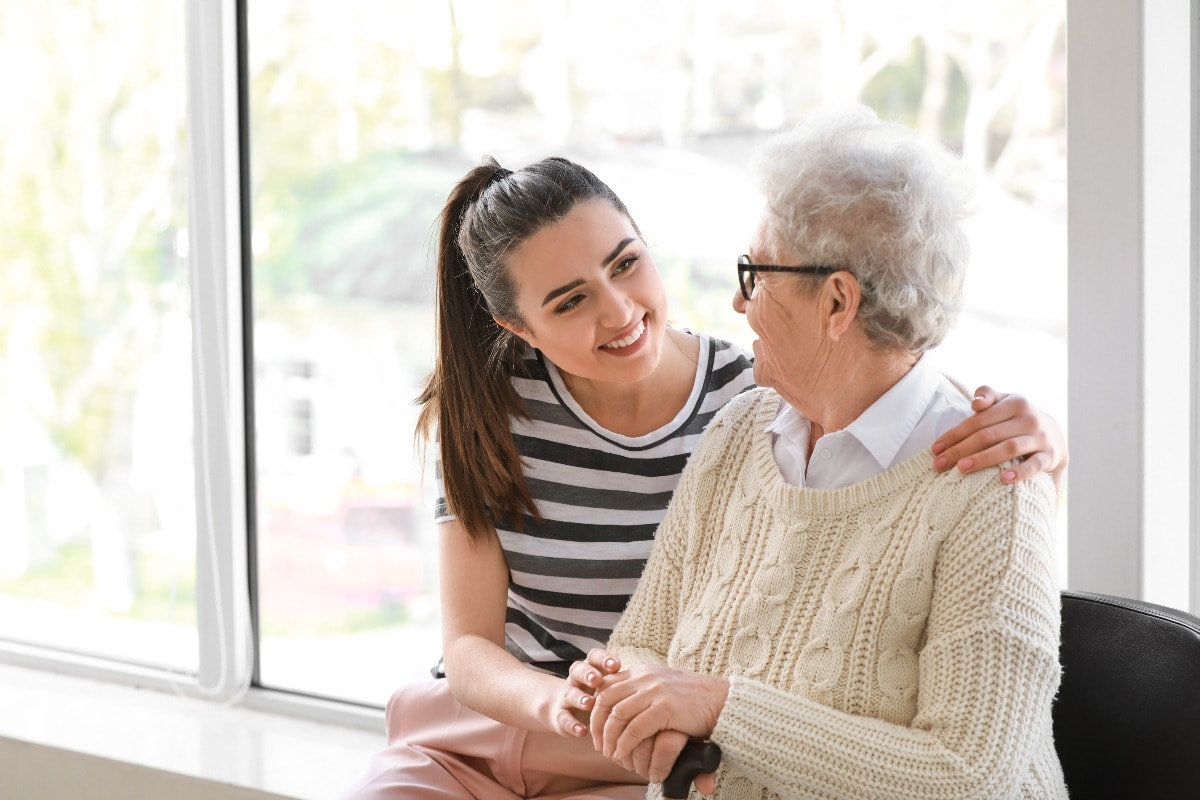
[435,333,754,677]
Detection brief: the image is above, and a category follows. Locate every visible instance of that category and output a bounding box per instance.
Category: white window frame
[185,0,382,727]
[1191,0,1200,618]
[187,0,252,704]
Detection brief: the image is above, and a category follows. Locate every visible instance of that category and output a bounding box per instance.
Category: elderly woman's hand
[624,729,693,787]
[931,386,1068,490]
[589,663,729,782]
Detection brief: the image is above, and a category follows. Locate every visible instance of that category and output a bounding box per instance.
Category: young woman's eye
[554,294,584,314]
[613,255,638,275]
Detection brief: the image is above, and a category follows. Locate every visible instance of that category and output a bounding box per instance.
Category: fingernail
[587,671,598,685]
[931,441,945,455]
[1002,469,1017,482]
[580,695,593,708]
[958,458,974,471]
[605,659,616,670]
[933,455,948,471]
[573,723,585,736]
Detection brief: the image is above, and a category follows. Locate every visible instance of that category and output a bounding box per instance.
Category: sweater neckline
[742,388,944,516]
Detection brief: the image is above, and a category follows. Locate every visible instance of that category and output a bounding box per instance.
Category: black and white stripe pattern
[436,334,755,676]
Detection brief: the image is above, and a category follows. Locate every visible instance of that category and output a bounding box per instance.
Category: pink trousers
[340,678,648,799]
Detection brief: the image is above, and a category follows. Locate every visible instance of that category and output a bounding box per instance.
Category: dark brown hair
[417,156,638,543]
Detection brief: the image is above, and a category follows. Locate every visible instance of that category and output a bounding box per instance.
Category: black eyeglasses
[737,254,841,301]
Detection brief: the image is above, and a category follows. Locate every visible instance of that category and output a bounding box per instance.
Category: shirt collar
[843,354,942,470]
[765,398,806,436]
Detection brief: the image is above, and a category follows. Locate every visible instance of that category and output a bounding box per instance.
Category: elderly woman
[567,106,1068,800]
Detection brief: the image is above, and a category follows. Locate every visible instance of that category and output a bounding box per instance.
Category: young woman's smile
[599,317,648,353]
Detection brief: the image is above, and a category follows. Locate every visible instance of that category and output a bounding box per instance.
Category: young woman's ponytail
[417,159,532,544]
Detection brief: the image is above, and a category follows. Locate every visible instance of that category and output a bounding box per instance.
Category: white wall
[1067,0,1199,612]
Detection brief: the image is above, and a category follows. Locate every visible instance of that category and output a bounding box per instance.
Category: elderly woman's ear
[824,271,863,343]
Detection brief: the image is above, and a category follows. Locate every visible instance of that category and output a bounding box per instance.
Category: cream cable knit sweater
[608,388,1068,800]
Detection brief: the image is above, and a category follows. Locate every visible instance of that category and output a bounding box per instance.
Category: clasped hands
[559,648,728,793]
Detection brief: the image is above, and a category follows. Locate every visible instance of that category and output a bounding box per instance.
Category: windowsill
[0,662,384,800]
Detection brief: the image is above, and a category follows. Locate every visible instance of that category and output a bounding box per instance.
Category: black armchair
[1053,590,1200,799]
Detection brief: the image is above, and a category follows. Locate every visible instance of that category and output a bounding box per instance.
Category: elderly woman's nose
[732,286,747,314]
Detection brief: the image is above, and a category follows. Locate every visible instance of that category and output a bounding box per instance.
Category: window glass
[248,0,1066,704]
[0,1,196,670]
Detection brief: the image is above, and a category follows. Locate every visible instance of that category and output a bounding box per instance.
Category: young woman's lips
[599,318,647,354]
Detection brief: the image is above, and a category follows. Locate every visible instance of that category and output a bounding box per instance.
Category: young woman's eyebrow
[601,237,636,267]
[539,237,637,307]
[541,279,584,308]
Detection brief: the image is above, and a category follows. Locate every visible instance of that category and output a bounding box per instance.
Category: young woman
[341,156,1067,800]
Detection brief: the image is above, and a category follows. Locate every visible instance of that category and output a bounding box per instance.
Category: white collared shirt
[767,354,974,488]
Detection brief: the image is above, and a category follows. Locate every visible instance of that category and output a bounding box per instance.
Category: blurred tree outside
[0,0,195,654]
[245,0,1065,342]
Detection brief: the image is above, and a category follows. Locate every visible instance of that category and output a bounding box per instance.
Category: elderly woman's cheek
[749,341,776,389]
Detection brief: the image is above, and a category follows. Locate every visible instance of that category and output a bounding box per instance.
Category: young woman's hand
[932,386,1068,490]
[559,648,626,738]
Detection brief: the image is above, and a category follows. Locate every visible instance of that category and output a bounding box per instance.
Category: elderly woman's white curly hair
[753,104,975,353]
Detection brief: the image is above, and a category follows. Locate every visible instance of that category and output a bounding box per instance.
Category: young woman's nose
[597,284,635,326]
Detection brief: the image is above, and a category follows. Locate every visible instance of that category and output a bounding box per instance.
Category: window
[245,0,1069,705]
[14,0,1193,729]
[0,1,196,672]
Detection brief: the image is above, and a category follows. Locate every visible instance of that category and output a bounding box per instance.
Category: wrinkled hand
[626,729,693,787]
[570,651,719,788]
[589,663,729,781]
[932,386,1068,490]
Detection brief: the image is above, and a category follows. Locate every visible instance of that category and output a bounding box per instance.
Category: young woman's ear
[493,315,537,348]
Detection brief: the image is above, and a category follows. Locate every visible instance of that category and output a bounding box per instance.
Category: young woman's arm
[438,520,586,737]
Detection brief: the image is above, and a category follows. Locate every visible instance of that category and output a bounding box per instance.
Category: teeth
[602,320,645,349]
